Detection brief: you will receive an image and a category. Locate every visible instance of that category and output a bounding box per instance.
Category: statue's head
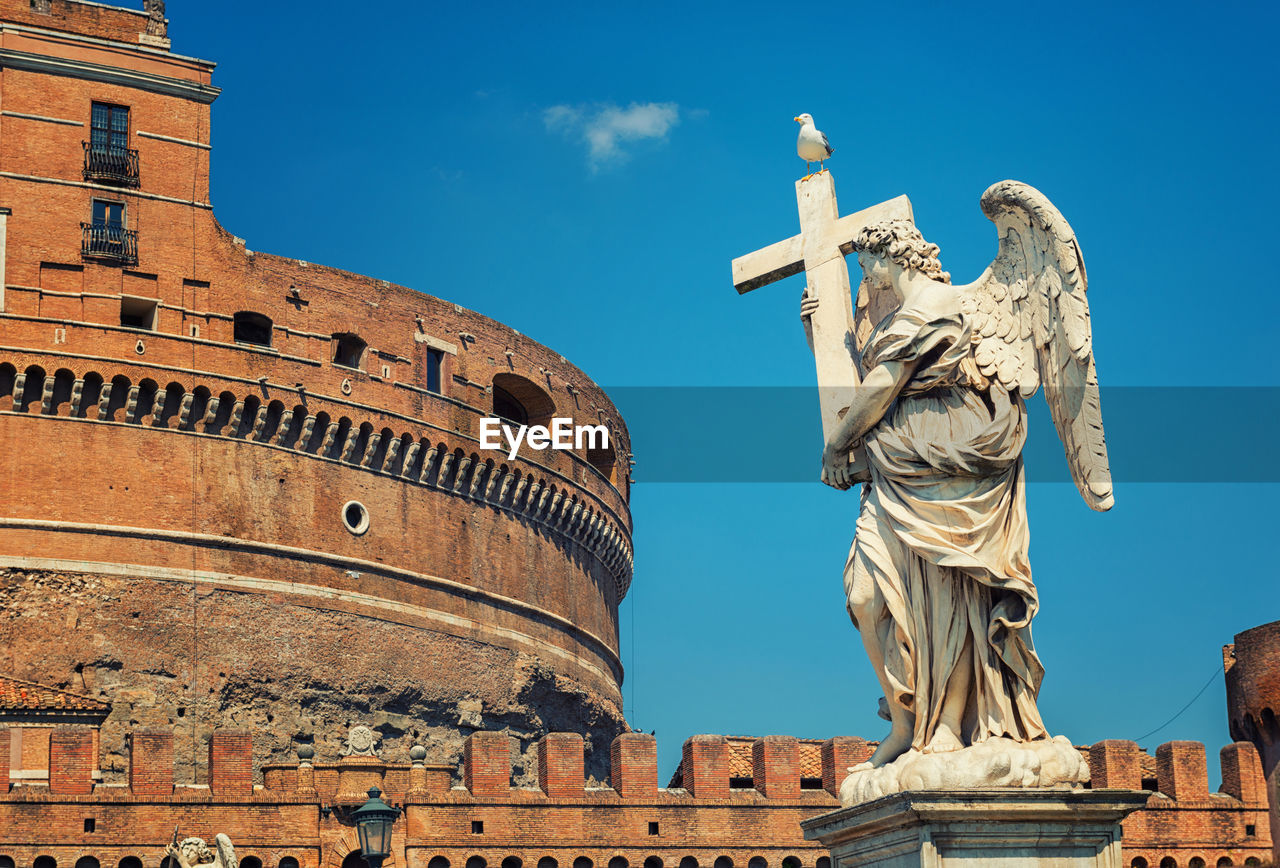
[178,839,213,865]
[853,220,950,286]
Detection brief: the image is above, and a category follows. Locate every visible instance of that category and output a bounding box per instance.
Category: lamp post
[351,786,401,868]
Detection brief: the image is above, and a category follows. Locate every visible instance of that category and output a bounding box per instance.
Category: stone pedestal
[801,789,1149,868]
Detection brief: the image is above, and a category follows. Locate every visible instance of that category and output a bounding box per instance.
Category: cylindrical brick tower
[0,0,633,783]
[1224,619,1280,864]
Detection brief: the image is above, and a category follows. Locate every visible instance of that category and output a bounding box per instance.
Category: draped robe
[844,300,1048,749]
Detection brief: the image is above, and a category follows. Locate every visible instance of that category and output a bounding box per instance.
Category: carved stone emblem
[341,724,379,758]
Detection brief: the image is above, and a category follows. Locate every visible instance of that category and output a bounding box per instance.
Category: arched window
[748,859,767,868]
[233,311,273,347]
[279,859,300,868]
[333,333,367,370]
[465,858,487,868]
[537,859,558,868]
[781,859,802,868]
[1188,859,1206,868]
[586,435,616,483]
[1215,859,1233,868]
[20,365,46,412]
[714,859,734,868]
[341,855,366,868]
[608,859,628,868]
[1159,859,1177,868]
[428,859,450,868]
[573,859,593,868]
[502,859,522,868]
[678,859,698,868]
[1243,860,1260,867]
[1130,860,1148,868]
[34,858,57,868]
[643,859,662,868]
[156,382,186,428]
[816,860,830,868]
[491,373,555,428]
[0,858,15,868]
[240,858,263,868]
[75,859,100,868]
[0,363,16,404]
[51,368,76,415]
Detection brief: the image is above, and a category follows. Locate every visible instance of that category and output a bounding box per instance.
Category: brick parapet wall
[48,726,95,794]
[0,0,156,46]
[0,726,9,793]
[128,727,173,797]
[208,729,252,798]
[0,728,1271,866]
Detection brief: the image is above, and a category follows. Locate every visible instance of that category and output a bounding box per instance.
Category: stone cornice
[0,46,220,104]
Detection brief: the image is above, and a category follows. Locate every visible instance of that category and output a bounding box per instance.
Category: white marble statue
[165,834,237,868]
[802,181,1110,803]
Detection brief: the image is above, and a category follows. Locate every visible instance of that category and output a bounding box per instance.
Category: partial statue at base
[165,832,237,868]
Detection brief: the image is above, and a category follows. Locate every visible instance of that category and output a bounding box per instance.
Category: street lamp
[351,786,401,868]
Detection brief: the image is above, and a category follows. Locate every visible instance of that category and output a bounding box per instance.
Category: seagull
[794,112,833,178]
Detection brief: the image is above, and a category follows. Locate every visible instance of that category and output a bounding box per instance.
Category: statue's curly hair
[853,219,950,284]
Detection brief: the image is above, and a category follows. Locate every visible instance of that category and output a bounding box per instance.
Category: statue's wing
[215,834,237,868]
[962,180,1113,511]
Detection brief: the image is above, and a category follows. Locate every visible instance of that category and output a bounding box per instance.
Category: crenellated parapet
[1088,738,1273,866]
[1,726,1274,868]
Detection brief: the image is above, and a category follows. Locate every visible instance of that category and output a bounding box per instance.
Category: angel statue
[165,832,237,868]
[800,181,1111,804]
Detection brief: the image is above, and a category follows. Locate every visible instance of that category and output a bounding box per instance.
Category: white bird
[794,112,833,178]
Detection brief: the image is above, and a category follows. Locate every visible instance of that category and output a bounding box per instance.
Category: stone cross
[732,172,912,443]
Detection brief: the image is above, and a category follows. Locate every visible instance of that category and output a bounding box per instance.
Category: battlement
[1088,739,1269,807]
[3,726,1269,810]
[0,726,1272,868]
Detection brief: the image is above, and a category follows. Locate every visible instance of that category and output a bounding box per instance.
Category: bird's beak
[793,116,801,122]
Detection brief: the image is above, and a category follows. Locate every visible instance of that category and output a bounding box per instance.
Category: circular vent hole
[342,500,370,535]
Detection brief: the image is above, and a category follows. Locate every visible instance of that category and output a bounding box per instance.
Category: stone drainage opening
[342,500,370,535]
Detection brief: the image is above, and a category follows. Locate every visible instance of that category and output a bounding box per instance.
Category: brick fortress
[0,3,1273,868]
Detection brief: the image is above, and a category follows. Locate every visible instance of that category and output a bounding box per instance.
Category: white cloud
[543,101,680,169]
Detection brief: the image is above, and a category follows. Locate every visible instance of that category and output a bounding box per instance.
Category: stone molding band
[0,46,221,104]
[0,170,214,209]
[136,129,211,150]
[0,527,625,691]
[0,109,84,126]
[0,360,635,595]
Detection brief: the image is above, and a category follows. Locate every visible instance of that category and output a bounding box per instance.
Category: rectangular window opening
[120,295,157,331]
[84,818,96,833]
[1246,824,1256,836]
[92,199,125,229]
[648,821,659,835]
[471,820,484,835]
[426,348,444,394]
[90,102,129,151]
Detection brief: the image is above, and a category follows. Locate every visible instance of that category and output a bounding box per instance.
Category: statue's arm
[820,359,916,490]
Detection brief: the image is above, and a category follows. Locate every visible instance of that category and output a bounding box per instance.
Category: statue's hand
[799,287,820,323]
[821,442,854,491]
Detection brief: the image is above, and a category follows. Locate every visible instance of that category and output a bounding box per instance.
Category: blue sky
[168,0,1279,781]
